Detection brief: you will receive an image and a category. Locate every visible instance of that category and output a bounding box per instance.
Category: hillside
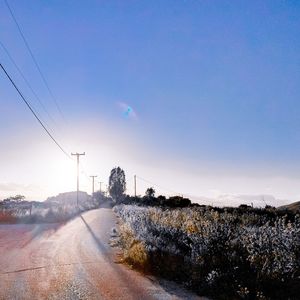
[278,201,300,212]
[45,191,92,205]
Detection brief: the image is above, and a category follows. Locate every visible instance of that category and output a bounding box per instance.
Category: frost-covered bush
[114,205,300,299]
[0,200,100,224]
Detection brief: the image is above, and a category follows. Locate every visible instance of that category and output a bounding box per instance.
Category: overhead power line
[0,62,70,159]
[4,0,64,119]
[136,175,180,196]
[78,161,92,182]
[136,175,212,204]
[0,40,56,125]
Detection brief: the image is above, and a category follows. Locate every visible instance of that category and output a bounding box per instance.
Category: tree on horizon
[109,167,126,203]
[2,195,25,203]
[145,187,155,198]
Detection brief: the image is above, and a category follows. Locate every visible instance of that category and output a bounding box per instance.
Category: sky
[0,0,300,206]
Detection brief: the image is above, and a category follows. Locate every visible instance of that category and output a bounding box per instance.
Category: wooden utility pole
[134,175,137,197]
[99,181,103,193]
[71,152,85,208]
[90,175,97,195]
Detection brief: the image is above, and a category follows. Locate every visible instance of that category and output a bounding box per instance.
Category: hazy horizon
[1,1,300,206]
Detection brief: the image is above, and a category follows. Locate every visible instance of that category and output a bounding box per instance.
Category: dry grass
[124,240,149,270]
[114,204,300,300]
[117,223,150,271]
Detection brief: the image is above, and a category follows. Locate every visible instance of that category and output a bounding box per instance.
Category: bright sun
[44,156,78,196]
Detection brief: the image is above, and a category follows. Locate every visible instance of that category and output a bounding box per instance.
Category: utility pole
[90,175,97,195]
[134,175,137,197]
[99,181,103,193]
[71,152,85,208]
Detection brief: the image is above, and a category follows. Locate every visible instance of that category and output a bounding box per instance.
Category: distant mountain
[216,194,279,207]
[277,201,300,212]
[45,191,92,205]
[193,194,289,208]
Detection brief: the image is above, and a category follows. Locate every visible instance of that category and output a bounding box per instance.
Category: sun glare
[44,155,77,197]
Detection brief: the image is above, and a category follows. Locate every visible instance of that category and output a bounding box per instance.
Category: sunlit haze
[1,1,300,206]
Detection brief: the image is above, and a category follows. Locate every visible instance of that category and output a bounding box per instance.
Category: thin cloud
[0,182,39,192]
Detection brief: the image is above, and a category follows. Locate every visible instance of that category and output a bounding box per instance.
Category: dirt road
[0,208,203,299]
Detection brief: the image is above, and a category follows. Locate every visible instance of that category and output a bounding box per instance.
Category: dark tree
[3,195,25,203]
[109,167,126,203]
[13,195,25,202]
[166,196,191,207]
[157,195,166,206]
[145,187,155,198]
[92,191,113,207]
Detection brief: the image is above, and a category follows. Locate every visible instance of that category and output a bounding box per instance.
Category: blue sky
[0,0,300,204]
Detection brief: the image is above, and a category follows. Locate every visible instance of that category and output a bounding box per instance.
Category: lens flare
[117,102,137,120]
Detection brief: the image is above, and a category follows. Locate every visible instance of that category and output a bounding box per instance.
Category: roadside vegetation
[114,203,300,299]
[3,166,300,299]
[0,191,112,224]
[104,166,300,299]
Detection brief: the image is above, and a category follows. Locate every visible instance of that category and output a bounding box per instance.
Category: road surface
[0,208,203,300]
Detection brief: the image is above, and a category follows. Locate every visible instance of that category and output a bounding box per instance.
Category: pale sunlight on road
[0,208,204,300]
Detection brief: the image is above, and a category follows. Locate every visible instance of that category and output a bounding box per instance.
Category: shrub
[114,205,300,299]
[0,199,101,224]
